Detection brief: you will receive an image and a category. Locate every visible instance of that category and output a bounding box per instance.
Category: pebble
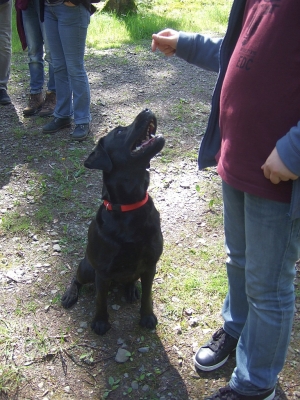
[138,347,149,353]
[189,317,199,327]
[53,244,61,252]
[131,381,139,390]
[115,348,130,363]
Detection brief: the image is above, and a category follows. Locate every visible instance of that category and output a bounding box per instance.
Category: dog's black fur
[61,109,165,335]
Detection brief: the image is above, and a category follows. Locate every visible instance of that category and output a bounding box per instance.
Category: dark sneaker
[23,92,44,116]
[71,123,90,142]
[205,386,275,400]
[39,91,56,117]
[43,117,72,134]
[194,327,238,371]
[0,89,11,105]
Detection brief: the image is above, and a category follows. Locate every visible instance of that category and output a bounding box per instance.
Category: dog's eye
[116,128,123,135]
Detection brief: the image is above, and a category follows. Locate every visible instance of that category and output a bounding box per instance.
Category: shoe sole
[39,112,53,118]
[43,123,72,134]
[264,390,275,400]
[23,107,42,117]
[193,353,230,372]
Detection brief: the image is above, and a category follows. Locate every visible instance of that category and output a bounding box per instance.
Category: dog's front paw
[91,319,111,335]
[140,314,158,330]
[61,279,80,309]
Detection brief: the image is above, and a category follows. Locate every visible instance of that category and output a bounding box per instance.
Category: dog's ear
[84,139,113,172]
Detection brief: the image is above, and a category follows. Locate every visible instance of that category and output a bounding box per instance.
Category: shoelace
[207,328,226,351]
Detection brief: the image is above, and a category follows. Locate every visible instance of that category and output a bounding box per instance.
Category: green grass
[0,212,32,233]
[12,0,232,52]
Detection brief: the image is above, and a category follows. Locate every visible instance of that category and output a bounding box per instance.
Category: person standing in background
[15,0,56,117]
[41,0,94,141]
[0,0,12,106]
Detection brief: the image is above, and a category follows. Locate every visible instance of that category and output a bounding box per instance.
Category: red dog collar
[103,192,149,212]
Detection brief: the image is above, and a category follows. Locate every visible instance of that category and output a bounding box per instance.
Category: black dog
[61,109,165,335]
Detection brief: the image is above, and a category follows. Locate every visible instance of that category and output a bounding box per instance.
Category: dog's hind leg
[124,281,140,303]
[91,273,111,335]
[139,268,158,330]
[61,256,95,309]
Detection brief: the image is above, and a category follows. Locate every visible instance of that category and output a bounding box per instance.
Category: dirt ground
[0,45,299,400]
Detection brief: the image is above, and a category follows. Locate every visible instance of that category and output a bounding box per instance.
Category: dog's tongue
[141,137,155,148]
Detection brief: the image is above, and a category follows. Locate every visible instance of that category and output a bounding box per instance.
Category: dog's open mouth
[131,120,157,154]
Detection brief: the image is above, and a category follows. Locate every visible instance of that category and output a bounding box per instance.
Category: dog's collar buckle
[103,193,149,212]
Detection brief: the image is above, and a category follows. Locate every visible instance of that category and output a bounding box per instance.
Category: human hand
[261,147,298,184]
[151,29,179,56]
[64,1,76,6]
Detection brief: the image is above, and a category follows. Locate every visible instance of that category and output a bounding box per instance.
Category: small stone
[111,304,120,310]
[115,348,131,363]
[53,244,61,252]
[131,381,139,390]
[142,384,149,392]
[189,317,199,327]
[138,347,149,353]
[174,325,182,334]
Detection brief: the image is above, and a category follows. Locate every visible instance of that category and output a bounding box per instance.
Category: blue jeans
[221,181,299,396]
[0,0,12,90]
[44,3,91,124]
[22,0,55,94]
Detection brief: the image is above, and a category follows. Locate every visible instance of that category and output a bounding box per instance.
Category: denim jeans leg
[44,3,90,122]
[0,0,12,90]
[222,183,248,340]
[222,181,299,396]
[44,5,73,118]
[59,4,90,124]
[22,0,45,94]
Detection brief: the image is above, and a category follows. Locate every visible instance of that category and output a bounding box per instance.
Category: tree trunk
[101,0,137,15]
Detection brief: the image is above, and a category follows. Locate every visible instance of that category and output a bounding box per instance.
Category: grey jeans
[0,0,12,90]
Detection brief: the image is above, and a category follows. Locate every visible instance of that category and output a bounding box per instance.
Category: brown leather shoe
[39,91,56,117]
[23,92,44,116]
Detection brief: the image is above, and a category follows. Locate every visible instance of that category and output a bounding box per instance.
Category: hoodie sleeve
[276,121,300,176]
[175,32,222,73]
